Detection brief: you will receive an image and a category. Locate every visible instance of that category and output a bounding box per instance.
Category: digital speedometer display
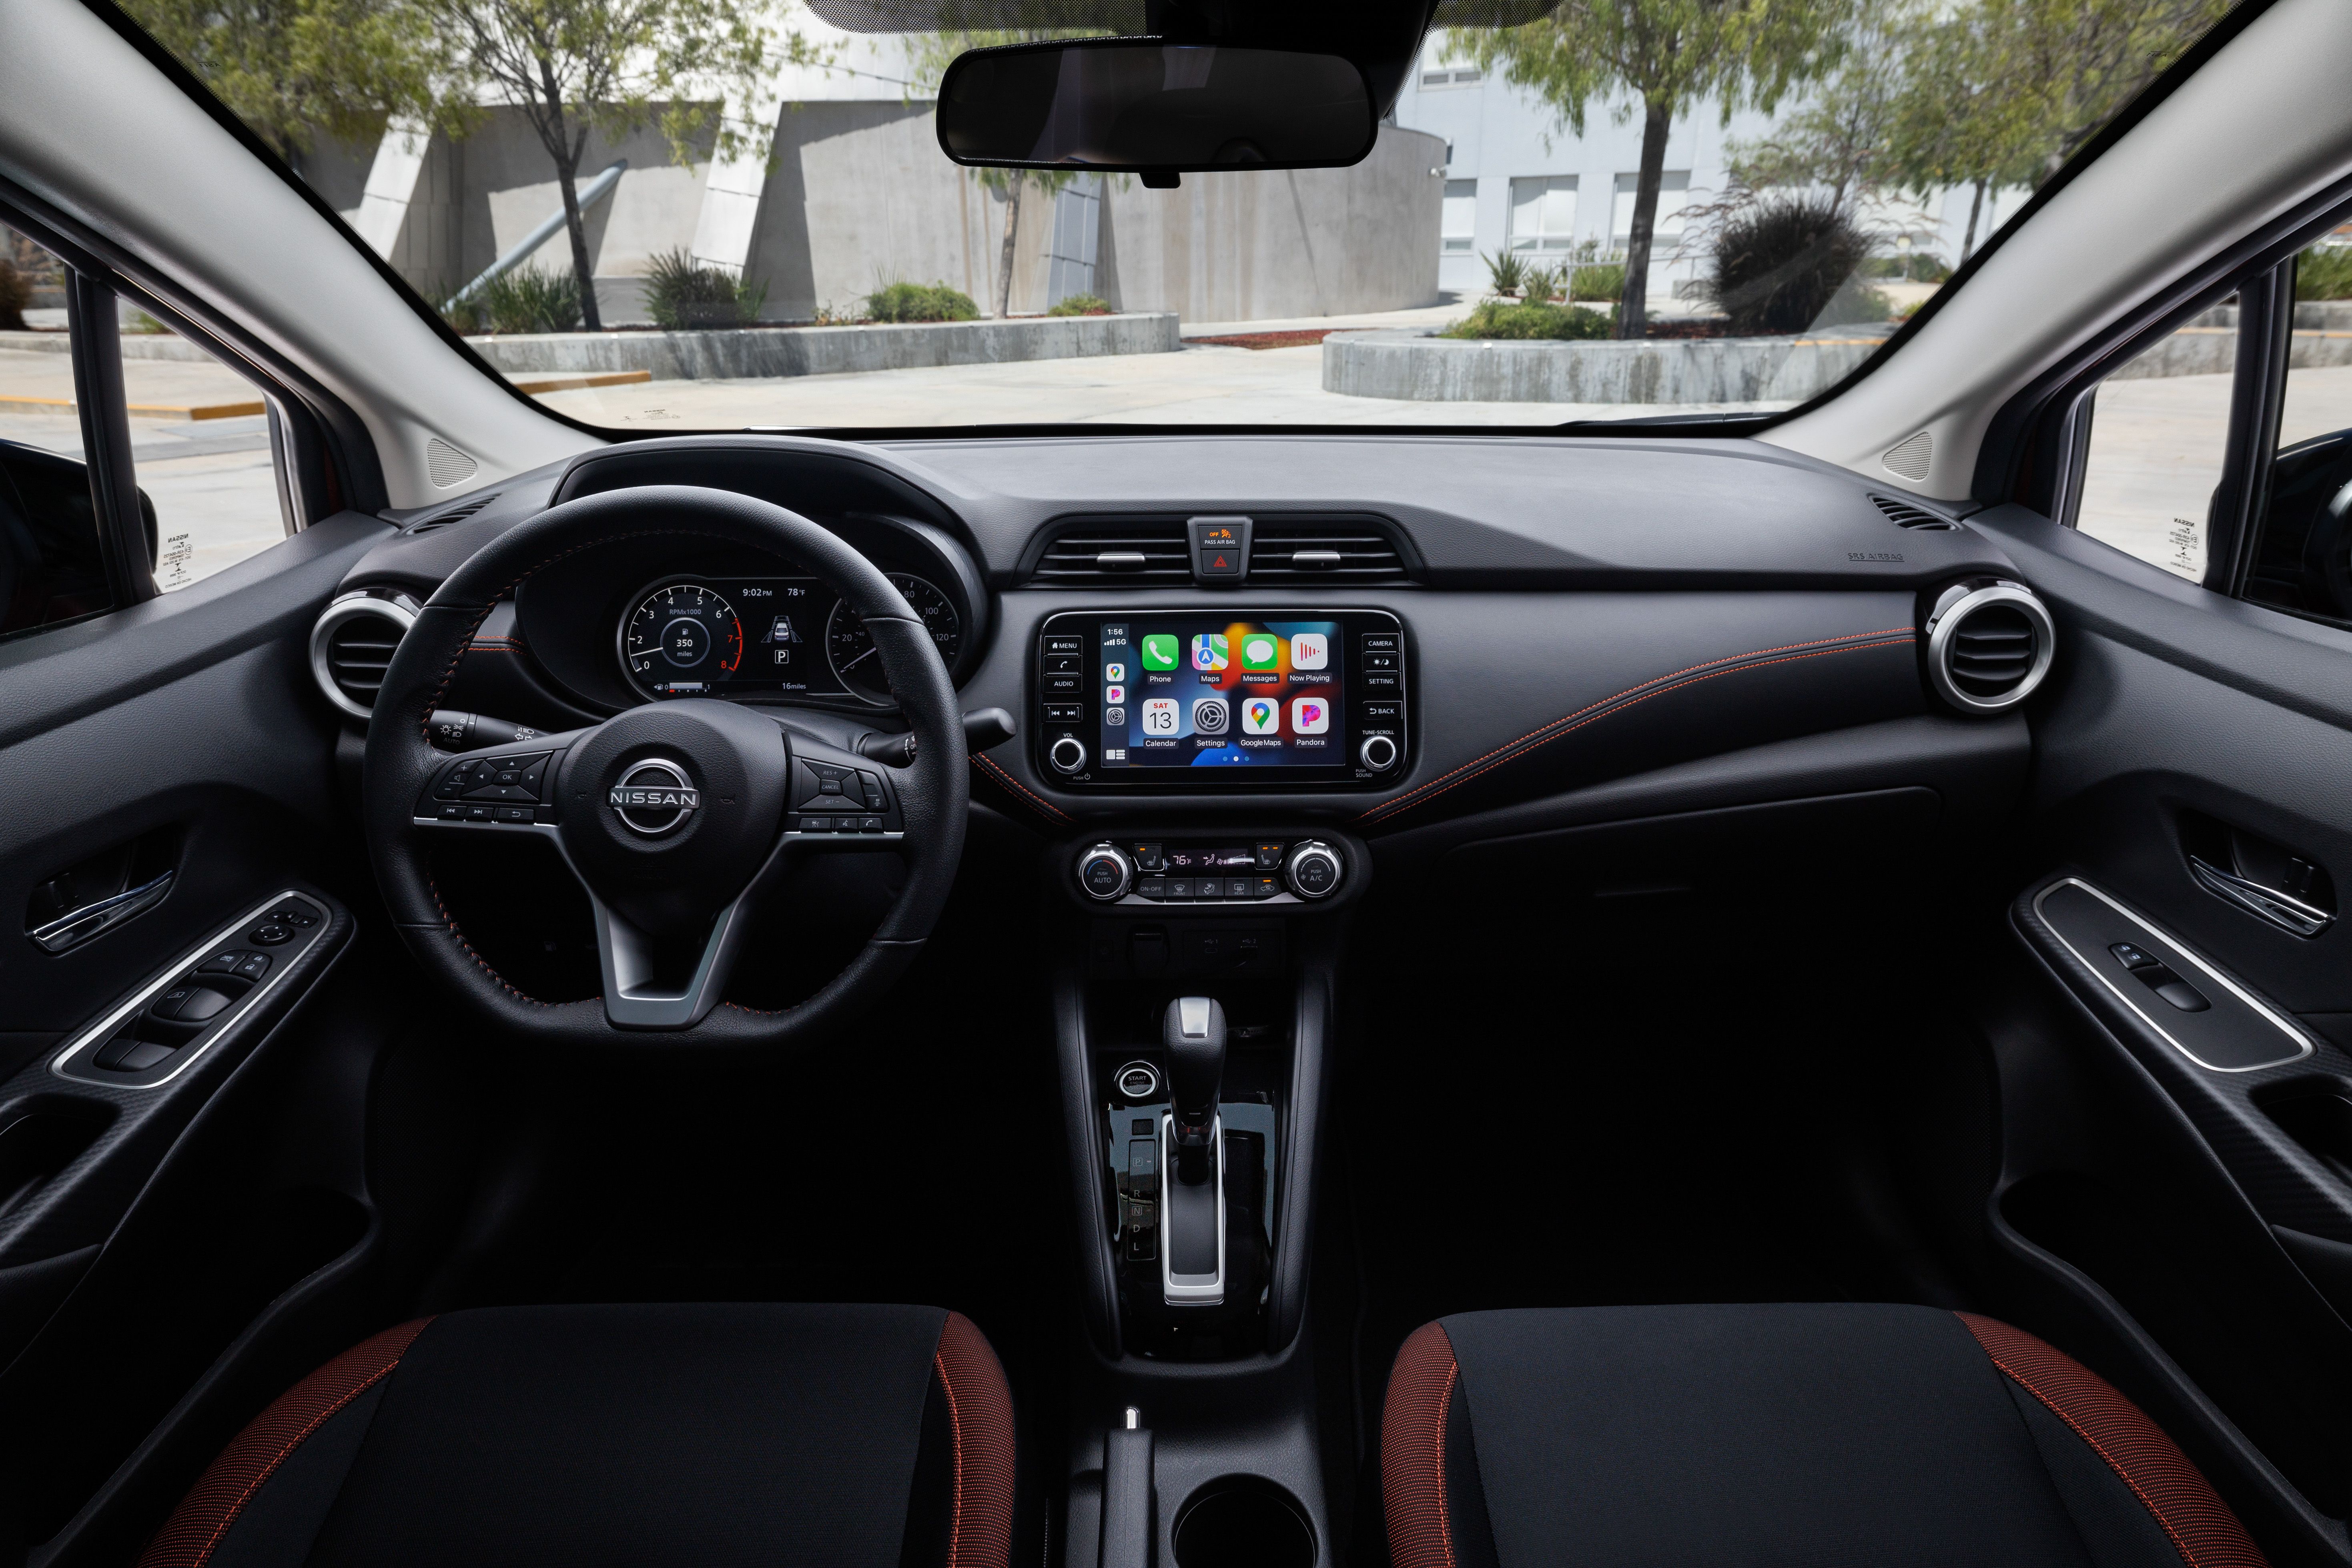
[618,575,960,704]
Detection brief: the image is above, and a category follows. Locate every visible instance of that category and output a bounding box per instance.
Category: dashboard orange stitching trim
[1359,627,1917,826]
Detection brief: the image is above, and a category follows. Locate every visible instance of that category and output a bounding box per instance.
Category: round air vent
[310,593,418,721]
[1925,580,2054,714]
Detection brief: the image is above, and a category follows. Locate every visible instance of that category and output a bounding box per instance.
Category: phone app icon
[1192,697,1230,735]
[1242,698,1281,735]
[1241,634,1279,670]
[1290,697,1329,734]
[1191,634,1228,672]
[1142,698,1179,734]
[1141,635,1178,670]
[1105,707,1126,727]
[1104,662,1125,682]
[1289,632,1327,670]
[1105,684,1125,703]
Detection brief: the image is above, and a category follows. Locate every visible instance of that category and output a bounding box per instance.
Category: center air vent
[1029,520,1192,584]
[1871,494,1960,531]
[1925,580,2054,714]
[309,594,418,721]
[1249,518,1410,581]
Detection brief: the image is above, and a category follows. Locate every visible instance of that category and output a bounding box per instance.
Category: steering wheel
[363,485,969,1047]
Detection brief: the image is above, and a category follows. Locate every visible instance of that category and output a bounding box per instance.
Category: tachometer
[825,575,962,704]
[622,581,744,698]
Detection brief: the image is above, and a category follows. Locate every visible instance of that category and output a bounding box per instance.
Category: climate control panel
[1070,835,1356,908]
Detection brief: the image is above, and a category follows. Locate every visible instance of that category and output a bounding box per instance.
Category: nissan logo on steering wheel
[607,758,700,836]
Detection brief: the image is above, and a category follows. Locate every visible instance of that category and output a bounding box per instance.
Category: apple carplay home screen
[1098,619,1343,770]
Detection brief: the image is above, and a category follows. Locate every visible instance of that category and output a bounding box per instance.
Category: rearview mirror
[936,40,1377,176]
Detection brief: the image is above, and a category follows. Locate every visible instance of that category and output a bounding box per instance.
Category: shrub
[475,265,583,334]
[866,281,979,323]
[1815,282,1899,326]
[1520,265,1562,307]
[1440,301,1613,341]
[1706,194,1873,335]
[1481,249,1527,297]
[643,248,766,329]
[2298,247,2352,301]
[1569,262,1624,302]
[0,257,27,331]
[1047,293,1113,316]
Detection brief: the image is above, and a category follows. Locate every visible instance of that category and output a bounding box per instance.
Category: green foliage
[1569,263,1625,301]
[1860,254,1954,282]
[1708,194,1873,334]
[0,258,28,332]
[117,0,475,164]
[1440,301,1614,341]
[643,249,766,329]
[1482,249,1529,297]
[475,265,583,333]
[1520,265,1562,306]
[2297,249,2352,302]
[866,282,980,324]
[1047,294,1112,316]
[124,311,170,335]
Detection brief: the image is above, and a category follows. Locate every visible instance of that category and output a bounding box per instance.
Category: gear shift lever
[1163,996,1226,1183]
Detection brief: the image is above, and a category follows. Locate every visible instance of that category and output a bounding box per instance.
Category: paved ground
[7,325,2352,592]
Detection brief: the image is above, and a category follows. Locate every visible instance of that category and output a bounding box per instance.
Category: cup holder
[1172,1477,1315,1568]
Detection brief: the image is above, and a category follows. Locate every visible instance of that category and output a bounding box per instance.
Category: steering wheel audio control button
[1284,840,1343,900]
[1079,843,1135,901]
[1049,737,1089,775]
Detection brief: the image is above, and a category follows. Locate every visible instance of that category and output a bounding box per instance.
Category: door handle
[2188,855,2334,939]
[28,869,174,953]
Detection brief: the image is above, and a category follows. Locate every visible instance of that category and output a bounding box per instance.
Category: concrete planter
[0,331,217,363]
[1321,329,1882,404]
[467,312,1181,381]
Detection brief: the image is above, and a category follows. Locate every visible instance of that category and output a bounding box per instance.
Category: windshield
[100,0,2241,433]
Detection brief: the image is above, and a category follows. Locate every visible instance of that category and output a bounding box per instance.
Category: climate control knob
[1077,842,1134,901]
[1284,840,1344,900]
[1048,736,1089,775]
[1359,734,1399,772]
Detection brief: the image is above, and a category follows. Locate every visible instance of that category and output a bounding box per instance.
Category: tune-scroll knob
[1359,734,1399,772]
[1284,840,1344,900]
[1077,842,1134,901]
[1048,736,1089,775]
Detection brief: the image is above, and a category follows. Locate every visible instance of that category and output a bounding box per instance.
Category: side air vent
[406,492,501,533]
[1925,580,2054,714]
[1249,518,1410,582]
[1030,520,1192,584]
[310,594,418,721]
[1871,494,1960,531]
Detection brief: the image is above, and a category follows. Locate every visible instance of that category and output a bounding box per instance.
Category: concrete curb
[1321,329,1882,403]
[466,312,1181,381]
[0,331,217,363]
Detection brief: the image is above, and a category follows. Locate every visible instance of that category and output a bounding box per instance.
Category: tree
[421,0,823,330]
[119,0,470,173]
[1883,0,2230,263]
[1464,0,1856,338]
[1720,2,1921,215]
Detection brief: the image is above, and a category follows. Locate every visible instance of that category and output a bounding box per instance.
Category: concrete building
[1390,30,2035,305]
[302,21,1444,328]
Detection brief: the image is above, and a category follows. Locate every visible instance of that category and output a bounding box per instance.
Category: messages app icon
[1241,634,1278,670]
[1243,698,1280,735]
[1141,635,1178,670]
[1192,634,1228,672]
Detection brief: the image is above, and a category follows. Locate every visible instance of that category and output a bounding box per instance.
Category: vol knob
[1048,736,1089,775]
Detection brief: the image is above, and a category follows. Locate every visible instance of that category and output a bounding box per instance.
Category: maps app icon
[1192,634,1228,671]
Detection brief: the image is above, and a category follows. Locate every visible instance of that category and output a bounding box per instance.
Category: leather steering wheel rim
[363,485,969,1049]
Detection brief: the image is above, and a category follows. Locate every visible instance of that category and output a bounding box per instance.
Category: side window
[1,217,298,625]
[2244,245,2352,622]
[0,231,115,638]
[2071,305,2237,581]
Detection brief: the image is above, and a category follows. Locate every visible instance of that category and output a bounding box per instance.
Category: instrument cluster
[618,572,963,706]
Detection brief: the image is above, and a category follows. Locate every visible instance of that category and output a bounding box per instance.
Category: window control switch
[2110,942,2162,971]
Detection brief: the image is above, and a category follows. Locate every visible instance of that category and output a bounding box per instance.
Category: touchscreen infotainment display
[1097,618,1342,770]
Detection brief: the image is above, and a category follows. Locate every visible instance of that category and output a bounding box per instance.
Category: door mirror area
[936,40,1377,176]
